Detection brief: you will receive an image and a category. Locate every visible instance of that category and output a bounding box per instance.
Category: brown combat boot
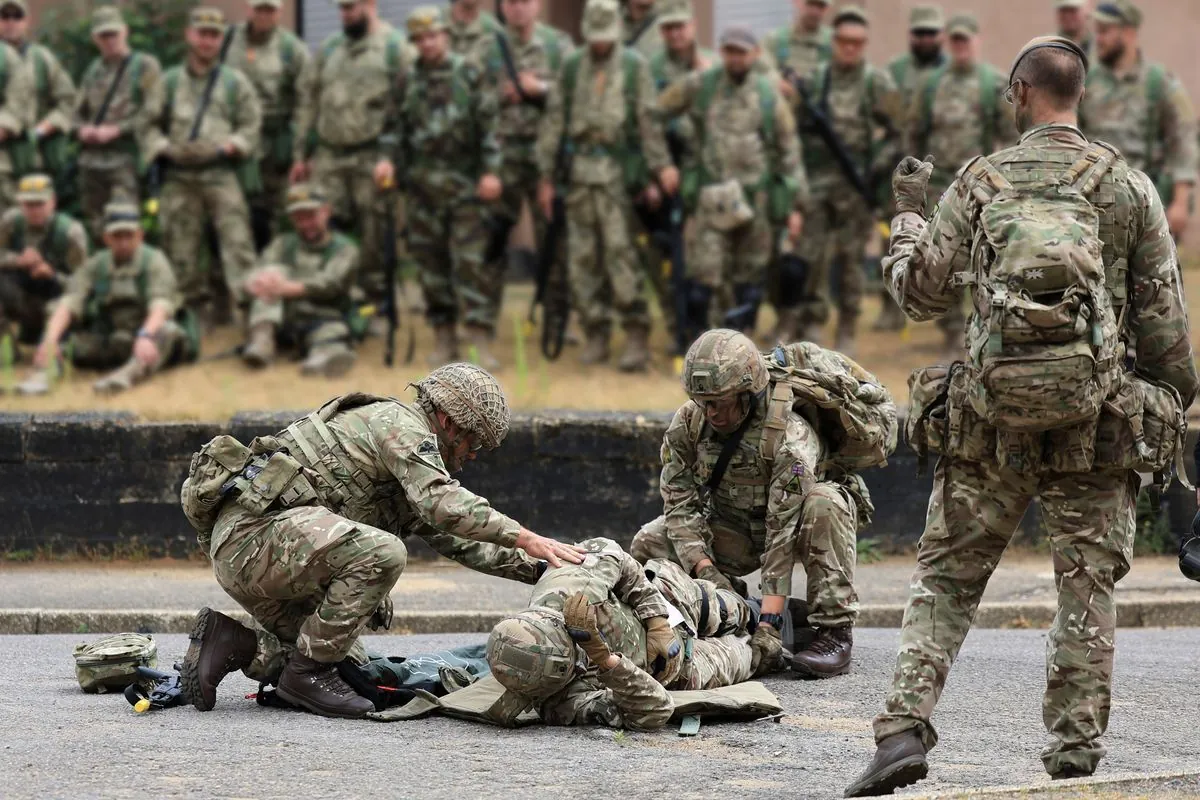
[791,625,853,678]
[464,324,500,371]
[426,324,458,367]
[276,653,374,719]
[579,327,610,366]
[300,346,356,379]
[180,607,257,712]
[241,323,277,369]
[617,324,650,372]
[843,729,928,797]
[834,318,858,358]
[93,356,151,395]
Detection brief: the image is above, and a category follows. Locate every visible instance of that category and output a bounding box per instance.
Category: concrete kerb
[10,597,1200,635]
[910,769,1200,798]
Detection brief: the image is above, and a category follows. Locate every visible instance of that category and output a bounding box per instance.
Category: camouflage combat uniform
[535,40,670,346]
[794,60,900,337]
[657,65,808,326]
[223,19,310,248]
[0,41,34,208]
[622,3,662,61]
[0,204,88,344]
[10,38,77,187]
[630,351,862,630]
[144,55,262,311]
[209,393,541,682]
[400,50,502,334]
[446,6,499,66]
[876,123,1199,774]
[759,22,832,81]
[492,537,753,730]
[295,22,409,304]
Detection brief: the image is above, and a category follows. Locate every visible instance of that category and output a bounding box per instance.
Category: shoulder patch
[416,436,440,457]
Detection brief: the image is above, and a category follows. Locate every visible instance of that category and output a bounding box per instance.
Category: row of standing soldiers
[0,0,1195,392]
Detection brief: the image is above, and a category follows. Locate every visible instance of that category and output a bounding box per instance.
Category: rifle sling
[188,29,236,142]
[93,54,134,126]
[705,395,757,497]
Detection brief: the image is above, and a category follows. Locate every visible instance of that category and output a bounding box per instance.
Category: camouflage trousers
[687,192,773,327]
[78,157,140,242]
[408,183,497,332]
[312,147,399,305]
[247,296,352,361]
[632,481,859,628]
[70,323,185,371]
[795,184,873,328]
[872,457,1137,776]
[493,145,561,313]
[161,167,256,309]
[210,504,407,680]
[250,131,294,251]
[0,272,55,345]
[566,180,651,334]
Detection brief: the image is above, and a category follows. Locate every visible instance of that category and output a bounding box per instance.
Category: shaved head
[1013,46,1085,110]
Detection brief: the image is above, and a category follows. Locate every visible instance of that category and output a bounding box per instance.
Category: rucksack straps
[1061,141,1119,195]
[702,395,757,501]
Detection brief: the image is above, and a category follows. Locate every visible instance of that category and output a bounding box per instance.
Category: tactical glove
[644,616,683,680]
[563,592,612,666]
[368,596,394,631]
[697,564,734,593]
[749,622,783,676]
[892,154,935,216]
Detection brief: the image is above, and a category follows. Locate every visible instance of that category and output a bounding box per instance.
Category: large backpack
[956,141,1122,433]
[759,342,898,474]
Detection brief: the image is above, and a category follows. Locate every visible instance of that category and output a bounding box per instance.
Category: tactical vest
[917,63,1000,156]
[560,48,648,191]
[163,65,262,195]
[772,27,832,71]
[805,62,878,175]
[400,53,480,175]
[10,212,73,294]
[485,25,563,80]
[87,246,200,361]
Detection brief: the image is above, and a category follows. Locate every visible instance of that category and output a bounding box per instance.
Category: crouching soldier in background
[0,174,88,356]
[241,183,360,378]
[17,201,192,395]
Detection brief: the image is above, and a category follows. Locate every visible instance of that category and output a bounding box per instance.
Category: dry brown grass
[4,264,1198,421]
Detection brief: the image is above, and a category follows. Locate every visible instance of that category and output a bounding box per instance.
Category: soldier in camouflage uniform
[631,329,873,679]
[1080,0,1198,241]
[487,537,756,730]
[74,7,163,241]
[622,0,661,60]
[144,7,262,321]
[480,0,571,350]
[401,6,504,369]
[291,0,409,310]
[179,363,586,719]
[447,0,499,66]
[224,0,311,251]
[657,26,808,336]
[17,201,187,396]
[241,183,359,378]
[1055,0,1094,60]
[0,0,76,196]
[535,0,671,372]
[846,37,1199,797]
[0,25,31,211]
[905,14,1016,358]
[0,174,88,352]
[791,7,900,355]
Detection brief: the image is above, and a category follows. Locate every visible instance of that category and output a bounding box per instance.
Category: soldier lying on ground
[178,363,585,719]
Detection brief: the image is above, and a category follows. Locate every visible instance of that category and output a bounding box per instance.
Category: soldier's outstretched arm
[1126,171,1200,406]
[413,526,543,585]
[659,407,716,576]
[392,446,522,548]
[540,661,674,731]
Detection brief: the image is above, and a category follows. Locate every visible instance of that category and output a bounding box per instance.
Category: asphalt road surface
[4,628,1197,800]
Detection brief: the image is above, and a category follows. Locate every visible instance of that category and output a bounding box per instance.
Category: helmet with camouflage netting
[681,329,769,401]
[487,609,576,699]
[412,363,511,450]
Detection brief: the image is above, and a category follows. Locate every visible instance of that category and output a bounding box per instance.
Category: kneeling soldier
[242,183,359,378]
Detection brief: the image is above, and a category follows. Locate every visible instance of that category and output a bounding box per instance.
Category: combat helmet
[487,609,577,699]
[681,329,769,401]
[412,363,510,450]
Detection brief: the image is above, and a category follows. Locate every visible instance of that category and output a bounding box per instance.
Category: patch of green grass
[612,730,628,747]
[856,537,883,564]
[3,549,35,563]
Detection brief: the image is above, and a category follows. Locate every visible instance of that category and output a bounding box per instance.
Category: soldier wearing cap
[73,7,164,241]
[1080,0,1198,240]
[846,35,1197,796]
[622,0,662,60]
[143,7,262,325]
[650,0,714,99]
[399,6,504,369]
[224,0,311,251]
[291,0,410,316]
[176,364,587,719]
[0,10,31,210]
[904,14,1016,359]
[0,0,76,196]
[241,183,360,378]
[0,173,89,353]
[18,200,188,396]
[656,25,808,338]
[1056,0,1094,58]
[447,0,500,66]
[790,6,900,355]
[761,0,833,94]
[535,0,671,372]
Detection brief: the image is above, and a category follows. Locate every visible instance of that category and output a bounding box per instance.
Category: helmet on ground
[487,609,576,699]
[681,329,769,401]
[412,363,510,450]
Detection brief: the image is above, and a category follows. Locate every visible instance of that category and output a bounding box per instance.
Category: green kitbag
[73,633,157,694]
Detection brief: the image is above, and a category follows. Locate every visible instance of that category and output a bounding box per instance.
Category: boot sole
[274,684,372,719]
[790,658,852,680]
[180,607,217,712]
[844,756,928,798]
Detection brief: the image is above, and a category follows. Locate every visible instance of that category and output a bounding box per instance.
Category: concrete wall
[0,411,1194,559]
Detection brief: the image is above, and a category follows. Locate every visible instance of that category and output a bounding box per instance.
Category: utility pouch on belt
[73,633,157,694]
[231,449,318,515]
[1094,373,1189,482]
[698,179,754,232]
[180,435,253,552]
[906,365,953,470]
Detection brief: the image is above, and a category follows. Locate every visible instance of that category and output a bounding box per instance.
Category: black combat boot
[791,625,853,678]
[180,607,257,711]
[1051,765,1094,780]
[843,729,928,797]
[276,653,374,719]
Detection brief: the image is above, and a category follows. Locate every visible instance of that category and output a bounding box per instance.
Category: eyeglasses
[1003,79,1024,105]
[0,9,25,20]
[834,35,868,47]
